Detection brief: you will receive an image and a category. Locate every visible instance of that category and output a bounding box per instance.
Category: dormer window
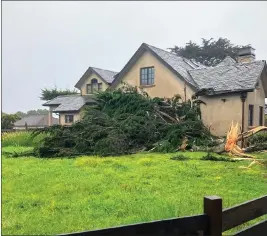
[140,67,154,85]
[86,84,91,94]
[91,78,98,91]
[86,78,103,94]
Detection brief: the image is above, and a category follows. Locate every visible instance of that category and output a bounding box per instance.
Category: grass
[2,146,267,235]
[1,131,46,147]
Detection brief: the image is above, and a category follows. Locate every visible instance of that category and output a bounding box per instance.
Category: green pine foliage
[32,85,214,157]
[247,132,267,145]
[40,87,79,101]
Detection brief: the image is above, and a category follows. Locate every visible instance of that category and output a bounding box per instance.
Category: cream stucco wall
[59,113,80,126]
[115,50,195,101]
[199,79,266,137]
[80,72,109,95]
[245,79,266,128]
[199,94,243,137]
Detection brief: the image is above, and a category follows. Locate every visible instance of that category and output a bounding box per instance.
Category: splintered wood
[225,121,267,168]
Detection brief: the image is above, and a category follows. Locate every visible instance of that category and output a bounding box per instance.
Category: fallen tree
[31,85,216,157]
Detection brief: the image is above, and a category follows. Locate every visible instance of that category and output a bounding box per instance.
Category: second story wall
[80,73,109,95]
[59,112,80,126]
[115,50,196,101]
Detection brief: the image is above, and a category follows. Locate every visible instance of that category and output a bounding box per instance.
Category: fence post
[204,196,222,236]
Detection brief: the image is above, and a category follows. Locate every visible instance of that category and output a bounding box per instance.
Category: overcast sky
[2,1,267,113]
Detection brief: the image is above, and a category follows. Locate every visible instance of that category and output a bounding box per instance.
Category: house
[44,43,267,136]
[43,67,118,126]
[13,115,58,130]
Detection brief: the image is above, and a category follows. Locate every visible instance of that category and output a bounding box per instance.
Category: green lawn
[2,146,267,235]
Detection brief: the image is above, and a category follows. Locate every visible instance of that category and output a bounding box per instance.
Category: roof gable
[75,67,118,89]
[111,43,205,89]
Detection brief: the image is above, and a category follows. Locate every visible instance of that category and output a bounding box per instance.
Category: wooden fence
[60,195,267,236]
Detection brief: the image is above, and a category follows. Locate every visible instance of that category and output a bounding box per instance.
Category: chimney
[237,46,255,63]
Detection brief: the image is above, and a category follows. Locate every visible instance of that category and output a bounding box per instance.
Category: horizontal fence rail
[60,215,208,236]
[59,195,267,236]
[234,219,267,236]
[222,195,267,231]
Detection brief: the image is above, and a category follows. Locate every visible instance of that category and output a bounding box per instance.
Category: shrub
[201,152,236,162]
[170,154,189,161]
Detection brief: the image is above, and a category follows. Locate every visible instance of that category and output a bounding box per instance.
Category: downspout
[240,92,247,148]
[184,81,187,102]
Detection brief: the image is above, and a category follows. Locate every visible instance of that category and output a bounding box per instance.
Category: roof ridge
[145,43,206,68]
[23,114,47,118]
[190,59,265,72]
[91,66,118,73]
[144,43,179,56]
[237,59,265,65]
[57,94,81,97]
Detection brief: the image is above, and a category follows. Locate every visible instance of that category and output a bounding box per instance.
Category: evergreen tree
[168,38,246,66]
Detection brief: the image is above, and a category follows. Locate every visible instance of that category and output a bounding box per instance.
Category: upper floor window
[86,78,103,94]
[248,104,254,126]
[259,106,263,126]
[140,67,154,85]
[65,115,74,124]
[91,78,98,91]
[86,84,91,94]
[98,83,102,91]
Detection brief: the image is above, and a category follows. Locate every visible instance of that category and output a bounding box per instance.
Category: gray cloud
[2,1,267,113]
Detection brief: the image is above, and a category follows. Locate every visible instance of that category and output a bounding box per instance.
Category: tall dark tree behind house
[168,38,246,66]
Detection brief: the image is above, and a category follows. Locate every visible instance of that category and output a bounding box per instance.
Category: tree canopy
[40,87,79,101]
[168,38,246,66]
[1,113,20,129]
[15,109,49,118]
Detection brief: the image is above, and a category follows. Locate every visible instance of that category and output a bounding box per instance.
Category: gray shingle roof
[43,95,96,112]
[189,60,266,94]
[216,56,237,66]
[91,67,118,83]
[14,115,58,127]
[145,44,206,87]
[75,67,118,89]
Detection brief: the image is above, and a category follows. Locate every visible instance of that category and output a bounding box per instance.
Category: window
[259,106,263,126]
[86,79,102,94]
[98,83,102,91]
[140,67,154,85]
[248,105,254,126]
[91,78,98,91]
[86,84,91,94]
[65,115,74,123]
